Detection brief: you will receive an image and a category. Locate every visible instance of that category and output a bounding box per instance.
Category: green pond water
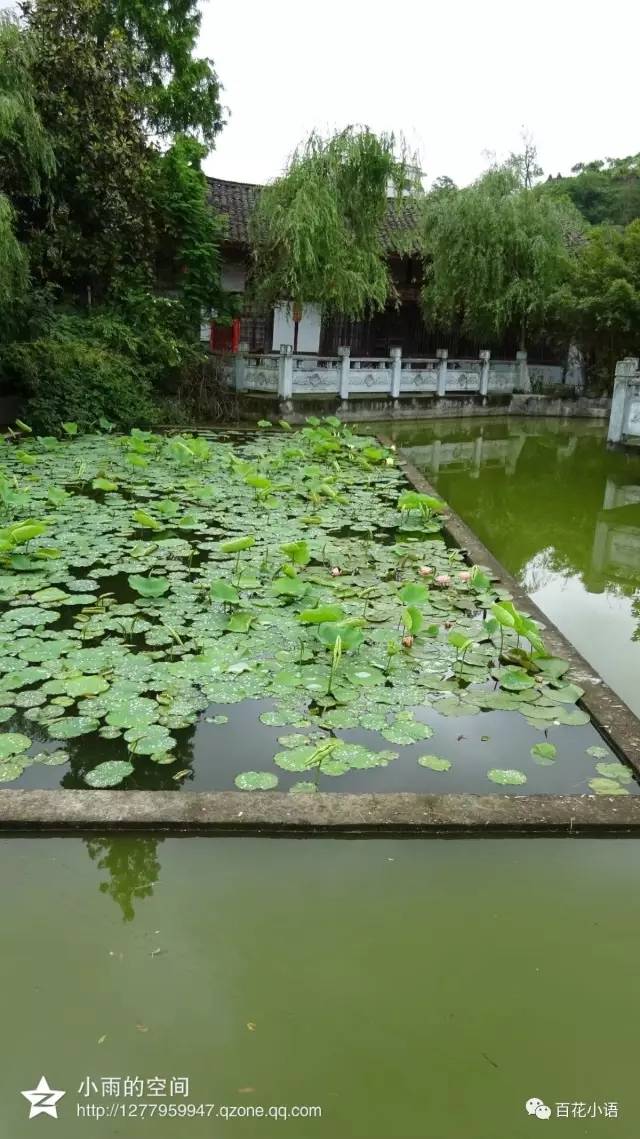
[378,417,640,720]
[1,836,639,1139]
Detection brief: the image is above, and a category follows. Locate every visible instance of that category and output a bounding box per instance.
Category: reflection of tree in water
[61,721,198,790]
[85,836,163,922]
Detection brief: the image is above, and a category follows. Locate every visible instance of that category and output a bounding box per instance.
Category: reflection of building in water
[406,434,526,477]
[590,479,640,589]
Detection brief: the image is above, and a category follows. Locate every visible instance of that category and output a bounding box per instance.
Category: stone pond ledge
[1,790,640,834]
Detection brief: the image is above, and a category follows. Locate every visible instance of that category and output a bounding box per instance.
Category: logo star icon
[21,1076,65,1119]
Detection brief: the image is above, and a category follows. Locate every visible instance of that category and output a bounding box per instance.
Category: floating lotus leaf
[531,742,557,762]
[418,754,452,772]
[487,768,527,785]
[128,574,170,598]
[289,781,317,793]
[33,750,70,766]
[552,707,591,727]
[0,758,25,782]
[0,732,31,759]
[105,697,158,729]
[497,668,536,691]
[381,721,433,745]
[595,762,633,783]
[63,675,110,698]
[588,777,630,797]
[48,716,99,739]
[235,770,278,790]
[273,745,320,772]
[85,760,134,787]
[586,745,610,758]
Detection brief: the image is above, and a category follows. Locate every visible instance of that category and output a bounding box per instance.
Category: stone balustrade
[229,345,543,402]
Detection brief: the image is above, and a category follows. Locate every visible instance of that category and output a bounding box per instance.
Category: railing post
[390,347,402,400]
[338,346,350,402]
[516,350,531,393]
[436,349,448,397]
[479,349,491,397]
[278,343,293,400]
[234,342,249,392]
[608,357,639,444]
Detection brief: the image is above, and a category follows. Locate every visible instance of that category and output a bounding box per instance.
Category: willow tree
[0,21,54,337]
[250,127,411,320]
[420,163,582,349]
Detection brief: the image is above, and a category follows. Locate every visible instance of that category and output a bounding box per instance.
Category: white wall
[272,302,321,353]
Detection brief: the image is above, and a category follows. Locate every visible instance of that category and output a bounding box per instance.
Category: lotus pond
[0,419,633,796]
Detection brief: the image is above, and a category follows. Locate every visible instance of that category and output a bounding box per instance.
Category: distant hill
[545,156,640,226]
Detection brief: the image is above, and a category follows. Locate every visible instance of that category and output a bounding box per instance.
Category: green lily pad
[418,755,452,772]
[48,716,99,739]
[531,742,557,762]
[289,781,318,794]
[586,745,610,759]
[85,760,134,787]
[0,758,25,782]
[487,768,527,786]
[594,762,633,783]
[235,771,279,790]
[0,732,31,759]
[588,777,630,797]
[64,675,110,698]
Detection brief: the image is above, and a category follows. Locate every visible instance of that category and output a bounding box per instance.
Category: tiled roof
[207,176,421,251]
[208,177,261,246]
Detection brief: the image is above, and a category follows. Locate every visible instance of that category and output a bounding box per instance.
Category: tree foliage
[546,155,640,227]
[0,20,54,201]
[151,136,228,327]
[420,162,582,347]
[92,0,224,144]
[21,0,155,299]
[553,221,640,383]
[250,127,411,320]
[0,3,228,425]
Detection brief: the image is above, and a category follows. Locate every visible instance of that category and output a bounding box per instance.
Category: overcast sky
[200,0,640,187]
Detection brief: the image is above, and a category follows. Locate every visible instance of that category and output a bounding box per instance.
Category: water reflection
[85,836,162,921]
[381,417,640,716]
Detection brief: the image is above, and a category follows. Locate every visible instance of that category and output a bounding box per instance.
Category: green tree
[0,20,53,338]
[151,135,228,328]
[0,20,54,202]
[0,197,28,329]
[554,221,640,385]
[420,162,582,348]
[93,0,224,144]
[547,155,640,227]
[21,0,156,301]
[250,127,411,320]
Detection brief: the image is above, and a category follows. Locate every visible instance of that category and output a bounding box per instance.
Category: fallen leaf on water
[97,1035,107,1045]
[238,1088,255,1095]
[246,1022,256,1032]
[172,769,191,780]
[150,948,163,957]
[136,1024,149,1033]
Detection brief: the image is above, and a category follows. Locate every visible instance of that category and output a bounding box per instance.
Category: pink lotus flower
[435,573,452,586]
[458,570,472,582]
[419,566,433,577]
[331,566,341,577]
